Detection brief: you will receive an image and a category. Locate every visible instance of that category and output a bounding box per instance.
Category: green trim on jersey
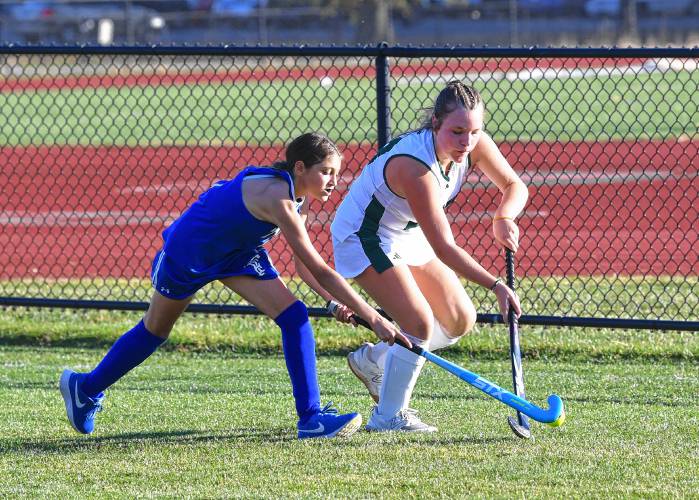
[369,135,405,164]
[438,161,454,182]
[356,196,393,274]
[381,153,432,200]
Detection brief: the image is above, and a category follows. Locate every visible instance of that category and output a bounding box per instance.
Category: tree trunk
[619,0,639,41]
[355,0,394,43]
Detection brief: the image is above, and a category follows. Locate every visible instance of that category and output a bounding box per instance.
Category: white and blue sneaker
[297,402,362,440]
[59,369,104,434]
[366,406,437,433]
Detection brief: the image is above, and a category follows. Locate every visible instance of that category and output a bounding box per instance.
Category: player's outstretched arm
[291,211,356,325]
[262,194,411,347]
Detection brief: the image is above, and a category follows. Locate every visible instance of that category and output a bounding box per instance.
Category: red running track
[1,140,696,279]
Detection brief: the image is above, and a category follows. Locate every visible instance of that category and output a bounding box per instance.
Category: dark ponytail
[271,160,292,171]
[272,133,340,174]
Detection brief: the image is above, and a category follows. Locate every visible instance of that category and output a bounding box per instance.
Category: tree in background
[269,0,421,42]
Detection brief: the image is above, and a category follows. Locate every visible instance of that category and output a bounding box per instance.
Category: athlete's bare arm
[470,132,529,253]
[250,180,410,345]
[293,204,355,324]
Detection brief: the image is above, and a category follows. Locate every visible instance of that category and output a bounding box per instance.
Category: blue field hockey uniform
[60,164,362,440]
[151,166,303,299]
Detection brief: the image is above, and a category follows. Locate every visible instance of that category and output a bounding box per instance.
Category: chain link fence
[0,46,696,330]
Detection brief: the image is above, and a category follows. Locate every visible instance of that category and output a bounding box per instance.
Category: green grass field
[1,308,697,498]
[1,68,696,146]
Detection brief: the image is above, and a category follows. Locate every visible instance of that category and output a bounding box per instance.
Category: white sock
[377,333,427,418]
[428,319,461,351]
[367,341,390,369]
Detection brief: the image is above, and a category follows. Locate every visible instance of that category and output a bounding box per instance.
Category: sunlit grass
[0,342,696,498]
[0,68,695,146]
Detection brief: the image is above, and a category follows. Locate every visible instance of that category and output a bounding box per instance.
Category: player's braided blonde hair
[419,80,483,130]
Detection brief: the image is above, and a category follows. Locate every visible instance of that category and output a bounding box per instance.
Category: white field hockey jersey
[331,128,470,244]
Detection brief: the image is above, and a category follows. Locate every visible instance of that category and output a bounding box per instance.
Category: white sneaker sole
[59,369,81,434]
[333,414,362,438]
[365,422,438,433]
[347,353,380,403]
[299,414,362,439]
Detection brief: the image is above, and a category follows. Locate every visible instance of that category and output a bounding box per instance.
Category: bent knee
[398,312,434,341]
[444,303,477,338]
[143,315,174,340]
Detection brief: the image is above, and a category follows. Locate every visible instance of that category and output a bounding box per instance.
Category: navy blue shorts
[150,247,279,300]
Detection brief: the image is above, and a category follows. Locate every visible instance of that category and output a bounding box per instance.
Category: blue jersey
[160,166,302,278]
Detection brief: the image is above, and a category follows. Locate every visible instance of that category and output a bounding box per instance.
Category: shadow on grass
[1,335,694,362]
[0,428,293,454]
[1,380,292,401]
[3,380,692,409]
[0,335,116,350]
[0,428,511,455]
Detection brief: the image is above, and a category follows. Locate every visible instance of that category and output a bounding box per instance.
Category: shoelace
[86,402,103,420]
[396,408,421,424]
[319,401,339,415]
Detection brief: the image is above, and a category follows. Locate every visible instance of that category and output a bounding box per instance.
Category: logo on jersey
[247,254,266,277]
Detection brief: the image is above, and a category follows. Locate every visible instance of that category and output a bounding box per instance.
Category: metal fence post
[375,42,391,147]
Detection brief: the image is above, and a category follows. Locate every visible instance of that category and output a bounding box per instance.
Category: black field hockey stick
[327,301,565,426]
[505,248,532,439]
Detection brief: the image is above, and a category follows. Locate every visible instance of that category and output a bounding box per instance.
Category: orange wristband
[493,216,514,222]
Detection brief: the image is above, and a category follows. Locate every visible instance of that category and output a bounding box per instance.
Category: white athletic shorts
[332,228,436,279]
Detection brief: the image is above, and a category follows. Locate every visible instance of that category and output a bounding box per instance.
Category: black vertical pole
[375,42,391,147]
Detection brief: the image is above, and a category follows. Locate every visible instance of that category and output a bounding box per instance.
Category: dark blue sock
[275,301,321,423]
[81,319,165,398]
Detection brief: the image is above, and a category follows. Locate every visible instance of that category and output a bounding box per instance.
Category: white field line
[114,166,684,201]
[334,167,689,188]
[0,210,178,227]
[447,209,546,224]
[1,208,546,228]
[460,167,688,188]
[2,169,688,228]
[124,180,209,195]
[511,168,693,187]
[393,58,698,86]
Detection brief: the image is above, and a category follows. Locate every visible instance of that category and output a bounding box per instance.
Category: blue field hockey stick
[328,301,565,426]
[505,248,532,438]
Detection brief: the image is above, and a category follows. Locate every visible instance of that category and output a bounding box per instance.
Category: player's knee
[458,302,477,336]
[399,310,433,341]
[274,300,310,330]
[143,315,174,340]
[430,303,475,351]
[443,302,477,338]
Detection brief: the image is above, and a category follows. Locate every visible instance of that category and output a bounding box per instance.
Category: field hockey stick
[327,301,565,426]
[505,248,532,439]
